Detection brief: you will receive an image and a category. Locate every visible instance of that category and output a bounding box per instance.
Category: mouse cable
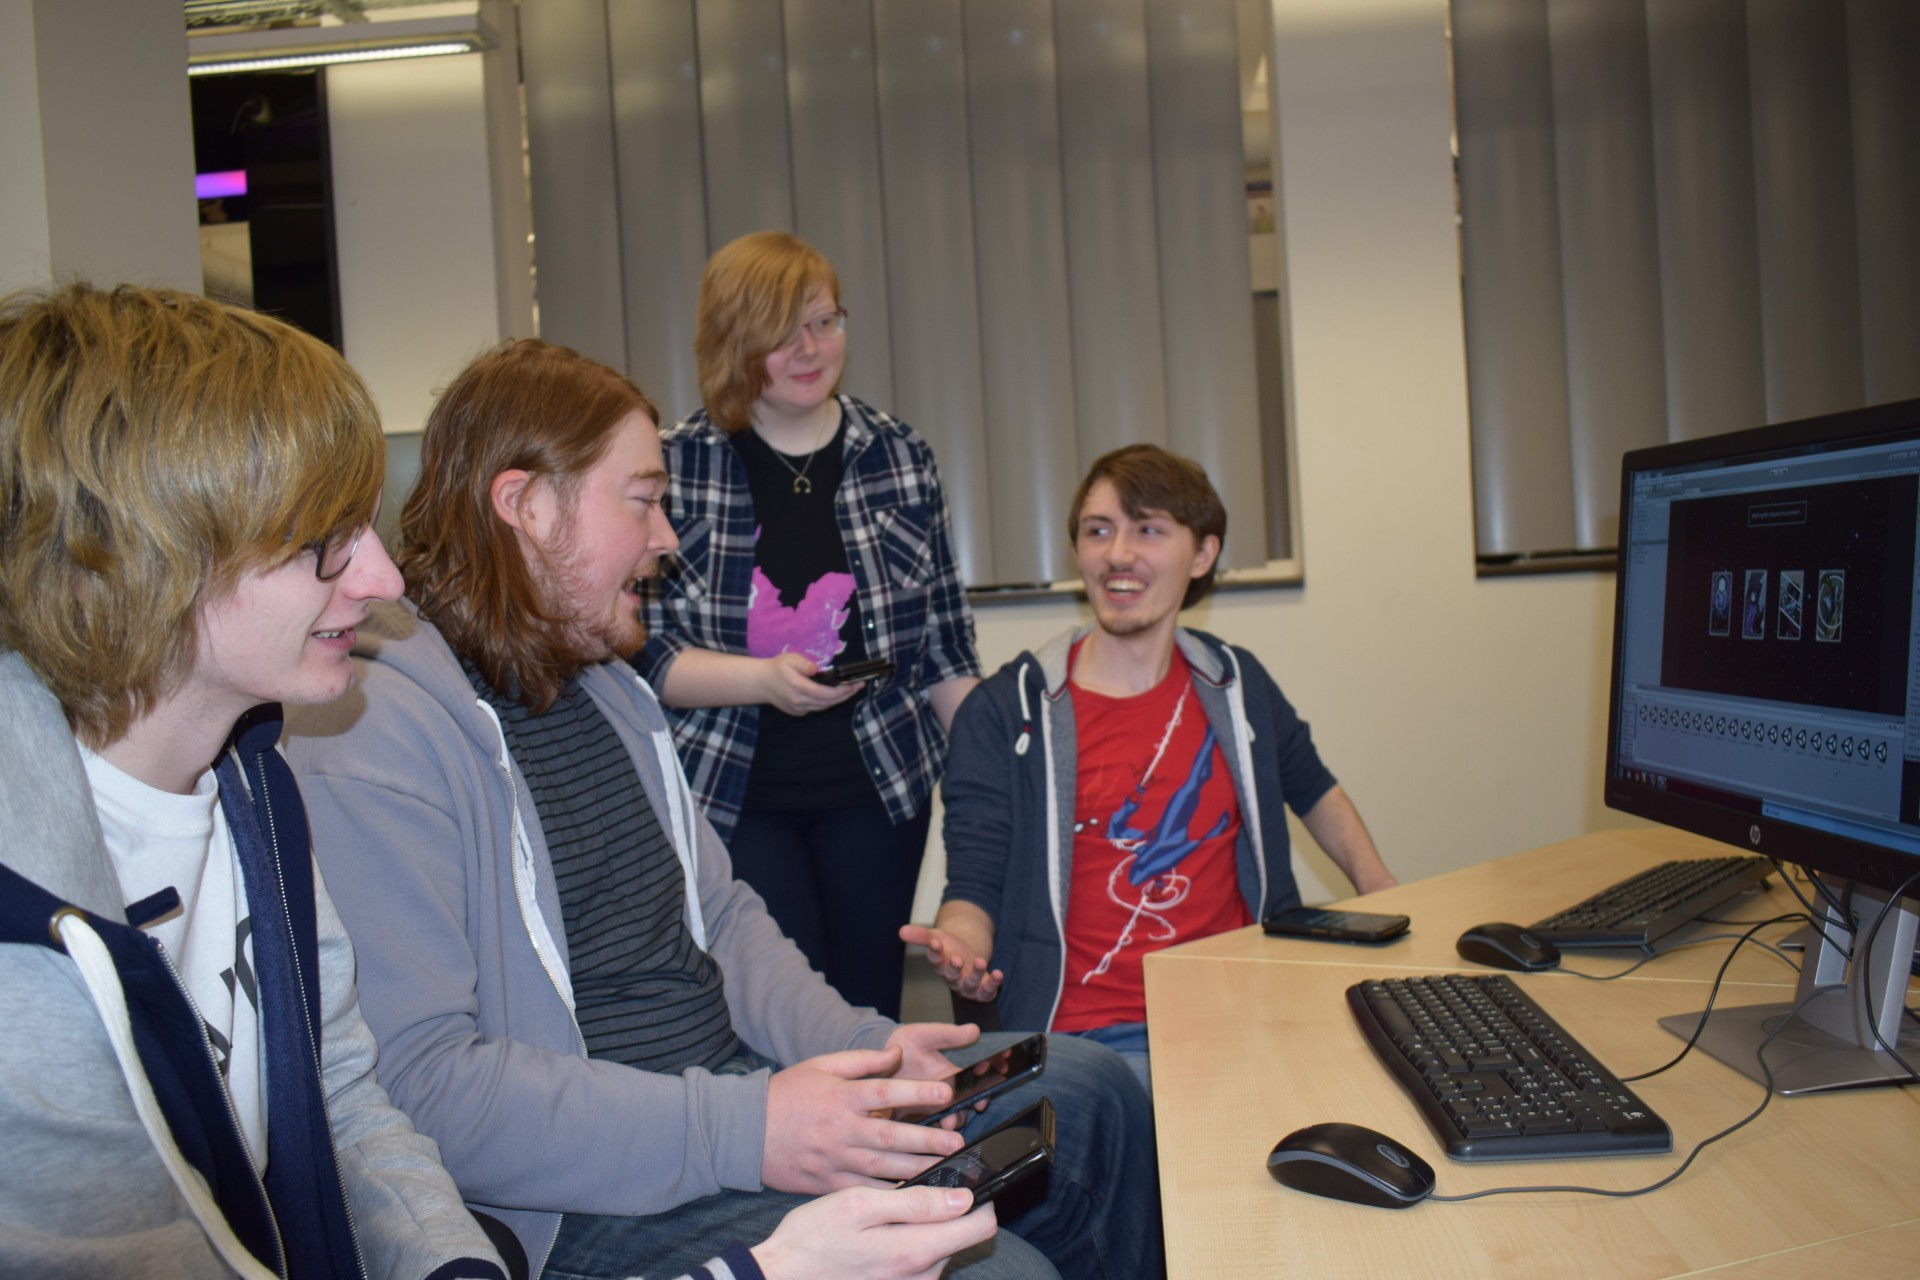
[1426,979,1841,1204]
[1616,913,1810,1083]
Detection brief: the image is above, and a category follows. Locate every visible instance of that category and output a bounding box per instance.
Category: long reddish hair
[398,340,658,711]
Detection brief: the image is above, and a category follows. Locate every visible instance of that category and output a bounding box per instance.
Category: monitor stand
[1658,879,1919,1094]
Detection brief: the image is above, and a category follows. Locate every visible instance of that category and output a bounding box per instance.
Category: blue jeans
[1062,1022,1151,1096]
[543,1033,1164,1280]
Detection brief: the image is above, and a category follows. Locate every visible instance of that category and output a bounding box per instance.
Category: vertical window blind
[1454,0,1920,567]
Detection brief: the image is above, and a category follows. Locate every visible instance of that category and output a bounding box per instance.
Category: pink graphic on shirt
[746,566,854,666]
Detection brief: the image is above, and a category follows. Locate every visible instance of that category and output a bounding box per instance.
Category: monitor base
[1659,995,1919,1094]
[1660,881,1917,1095]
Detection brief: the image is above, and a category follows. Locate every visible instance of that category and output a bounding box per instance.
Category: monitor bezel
[1603,395,1920,905]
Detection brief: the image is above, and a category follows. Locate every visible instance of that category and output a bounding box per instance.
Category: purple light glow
[196,170,248,200]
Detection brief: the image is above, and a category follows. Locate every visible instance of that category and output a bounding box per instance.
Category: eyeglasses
[303,523,368,582]
[779,307,847,352]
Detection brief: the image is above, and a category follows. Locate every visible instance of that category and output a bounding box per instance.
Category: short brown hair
[0,282,384,745]
[1068,444,1228,610]
[398,339,659,712]
[695,231,841,432]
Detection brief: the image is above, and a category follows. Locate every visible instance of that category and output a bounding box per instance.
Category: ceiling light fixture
[187,14,491,77]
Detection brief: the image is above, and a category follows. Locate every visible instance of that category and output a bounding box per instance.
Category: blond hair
[0,282,385,745]
[695,231,841,432]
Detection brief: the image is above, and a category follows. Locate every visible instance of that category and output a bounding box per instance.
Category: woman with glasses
[638,232,980,1020]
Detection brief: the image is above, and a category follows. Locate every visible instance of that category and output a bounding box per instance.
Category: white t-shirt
[80,743,268,1170]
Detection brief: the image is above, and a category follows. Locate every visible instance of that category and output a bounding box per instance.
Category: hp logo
[1749,824,1761,846]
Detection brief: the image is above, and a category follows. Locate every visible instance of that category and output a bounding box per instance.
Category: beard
[1095,606,1159,638]
[528,522,649,668]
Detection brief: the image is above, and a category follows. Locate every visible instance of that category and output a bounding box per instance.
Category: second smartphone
[901,1097,1056,1208]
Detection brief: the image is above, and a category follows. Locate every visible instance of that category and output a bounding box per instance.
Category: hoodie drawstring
[54,910,279,1280]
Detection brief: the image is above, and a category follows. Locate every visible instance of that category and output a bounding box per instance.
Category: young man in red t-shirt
[904,445,1398,1087]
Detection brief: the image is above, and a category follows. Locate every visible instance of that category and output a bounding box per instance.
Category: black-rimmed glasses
[303,524,367,582]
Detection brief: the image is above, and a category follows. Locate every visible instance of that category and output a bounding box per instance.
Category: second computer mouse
[1455,921,1561,971]
[1265,1122,1435,1209]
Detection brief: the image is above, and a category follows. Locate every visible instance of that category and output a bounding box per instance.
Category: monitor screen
[1606,397,1920,904]
[1606,397,1920,1093]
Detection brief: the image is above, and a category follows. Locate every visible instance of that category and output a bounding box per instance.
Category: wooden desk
[1144,830,1920,1278]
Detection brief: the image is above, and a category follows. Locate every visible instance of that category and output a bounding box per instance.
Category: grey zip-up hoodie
[0,650,501,1279]
[283,601,896,1276]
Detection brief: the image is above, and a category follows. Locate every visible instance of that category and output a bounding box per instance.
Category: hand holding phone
[900,1098,1055,1208]
[812,657,896,686]
[1261,906,1411,944]
[896,1033,1047,1125]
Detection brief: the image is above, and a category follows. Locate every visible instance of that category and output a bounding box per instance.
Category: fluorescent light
[187,14,491,77]
[189,40,481,76]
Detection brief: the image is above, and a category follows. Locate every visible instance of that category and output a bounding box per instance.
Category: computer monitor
[1606,396,1920,1094]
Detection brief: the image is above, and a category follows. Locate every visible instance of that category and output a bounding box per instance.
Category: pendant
[792,475,812,494]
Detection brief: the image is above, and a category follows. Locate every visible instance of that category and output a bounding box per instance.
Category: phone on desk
[1262,906,1411,945]
[898,1033,1047,1126]
[900,1098,1055,1208]
[811,657,896,686]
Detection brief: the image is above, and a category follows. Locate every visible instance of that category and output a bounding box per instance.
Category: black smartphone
[812,657,896,686]
[899,1032,1047,1125]
[900,1098,1055,1208]
[1261,906,1411,944]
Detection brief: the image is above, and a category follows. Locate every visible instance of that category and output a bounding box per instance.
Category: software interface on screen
[1614,435,1920,861]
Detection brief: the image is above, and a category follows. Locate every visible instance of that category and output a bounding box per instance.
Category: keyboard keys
[1529,856,1772,948]
[1347,974,1673,1161]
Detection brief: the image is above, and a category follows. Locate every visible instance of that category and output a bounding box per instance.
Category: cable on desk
[1552,925,1806,983]
[1619,914,1809,1083]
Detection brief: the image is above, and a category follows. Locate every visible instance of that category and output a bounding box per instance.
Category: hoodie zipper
[475,702,580,1280]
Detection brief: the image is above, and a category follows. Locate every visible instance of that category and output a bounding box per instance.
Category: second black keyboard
[1348,974,1672,1161]
[1528,855,1773,948]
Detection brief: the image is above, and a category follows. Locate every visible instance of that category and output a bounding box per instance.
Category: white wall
[1,0,198,295]
[0,0,52,295]
[328,52,505,434]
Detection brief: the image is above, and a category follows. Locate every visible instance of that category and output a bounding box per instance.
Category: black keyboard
[1528,855,1772,948]
[1348,974,1672,1161]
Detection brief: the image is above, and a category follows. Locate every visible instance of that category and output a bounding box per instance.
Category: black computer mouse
[1455,920,1561,971]
[1266,1122,1435,1208]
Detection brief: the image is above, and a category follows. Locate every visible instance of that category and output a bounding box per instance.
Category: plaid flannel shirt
[637,396,981,840]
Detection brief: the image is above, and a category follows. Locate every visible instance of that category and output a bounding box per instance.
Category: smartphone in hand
[812,657,896,686]
[900,1097,1055,1208]
[898,1033,1047,1126]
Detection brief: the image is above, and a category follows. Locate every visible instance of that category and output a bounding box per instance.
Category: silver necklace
[763,416,836,494]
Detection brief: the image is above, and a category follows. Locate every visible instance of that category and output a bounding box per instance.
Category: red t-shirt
[1052,644,1250,1031]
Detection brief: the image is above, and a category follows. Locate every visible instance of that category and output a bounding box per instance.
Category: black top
[733,424,877,811]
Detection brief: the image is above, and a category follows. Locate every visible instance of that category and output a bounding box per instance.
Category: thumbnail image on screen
[1657,477,1916,717]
